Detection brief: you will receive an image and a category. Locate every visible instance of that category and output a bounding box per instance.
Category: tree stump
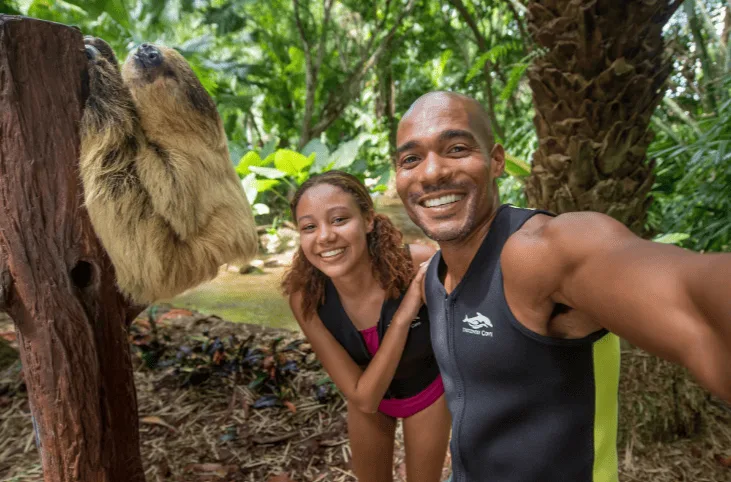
[0,15,145,482]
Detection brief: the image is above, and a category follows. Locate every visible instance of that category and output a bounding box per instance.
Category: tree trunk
[524,0,683,235]
[523,1,713,458]
[0,15,145,482]
[376,53,397,160]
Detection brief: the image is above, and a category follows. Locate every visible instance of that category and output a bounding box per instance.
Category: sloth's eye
[85,45,100,61]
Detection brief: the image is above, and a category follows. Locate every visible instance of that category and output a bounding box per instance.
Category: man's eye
[401,155,418,166]
[449,145,466,153]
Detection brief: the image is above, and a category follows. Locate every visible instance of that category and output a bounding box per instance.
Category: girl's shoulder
[406,243,436,266]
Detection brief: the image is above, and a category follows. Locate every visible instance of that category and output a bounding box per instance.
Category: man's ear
[490,144,506,178]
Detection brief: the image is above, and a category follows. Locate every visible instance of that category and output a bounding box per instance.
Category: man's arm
[542,212,731,402]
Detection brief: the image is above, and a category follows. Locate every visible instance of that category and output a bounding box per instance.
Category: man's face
[395,96,504,243]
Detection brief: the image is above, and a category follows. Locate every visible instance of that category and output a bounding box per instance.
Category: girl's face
[295,183,373,280]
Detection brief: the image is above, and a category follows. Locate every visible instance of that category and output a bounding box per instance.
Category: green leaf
[274,149,313,176]
[249,166,286,179]
[0,0,22,15]
[500,63,529,101]
[236,151,263,177]
[262,152,276,166]
[504,153,531,177]
[466,52,490,83]
[241,173,258,205]
[177,34,215,54]
[431,49,453,87]
[302,139,330,170]
[327,139,362,170]
[64,0,131,30]
[260,139,278,159]
[465,45,512,83]
[286,46,306,74]
[256,179,280,192]
[653,233,690,245]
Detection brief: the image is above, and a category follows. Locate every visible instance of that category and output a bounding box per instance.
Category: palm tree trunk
[524,0,683,235]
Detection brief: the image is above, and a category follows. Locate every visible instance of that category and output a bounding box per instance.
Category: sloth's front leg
[81,37,137,140]
[80,37,148,204]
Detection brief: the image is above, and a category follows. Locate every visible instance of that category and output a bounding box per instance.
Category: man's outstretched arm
[545,212,731,402]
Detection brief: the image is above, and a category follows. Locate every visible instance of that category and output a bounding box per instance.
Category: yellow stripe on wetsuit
[592,332,621,482]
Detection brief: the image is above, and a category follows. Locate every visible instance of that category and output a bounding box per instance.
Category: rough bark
[0,15,145,482]
[523,1,714,449]
[524,0,683,235]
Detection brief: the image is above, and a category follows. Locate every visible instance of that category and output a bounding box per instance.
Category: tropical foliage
[2,0,729,251]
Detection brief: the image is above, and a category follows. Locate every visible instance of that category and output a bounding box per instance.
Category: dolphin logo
[463,312,493,330]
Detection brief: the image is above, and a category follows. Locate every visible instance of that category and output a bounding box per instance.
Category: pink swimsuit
[360,325,444,418]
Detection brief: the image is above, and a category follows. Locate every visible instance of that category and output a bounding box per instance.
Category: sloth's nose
[135,43,163,68]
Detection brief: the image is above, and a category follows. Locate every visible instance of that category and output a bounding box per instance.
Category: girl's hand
[393,260,430,327]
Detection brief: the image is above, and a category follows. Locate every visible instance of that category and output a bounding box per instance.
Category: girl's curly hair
[281,170,414,319]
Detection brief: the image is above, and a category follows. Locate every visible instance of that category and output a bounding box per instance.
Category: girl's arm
[289,263,428,413]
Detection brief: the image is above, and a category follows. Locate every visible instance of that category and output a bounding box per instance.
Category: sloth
[80,37,259,304]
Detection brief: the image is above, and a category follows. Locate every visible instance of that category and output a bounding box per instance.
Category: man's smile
[421,193,465,208]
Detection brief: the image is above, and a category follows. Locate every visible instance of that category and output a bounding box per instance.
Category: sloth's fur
[80,37,258,304]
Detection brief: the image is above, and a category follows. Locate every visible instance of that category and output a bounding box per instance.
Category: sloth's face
[121,43,219,129]
[122,44,183,87]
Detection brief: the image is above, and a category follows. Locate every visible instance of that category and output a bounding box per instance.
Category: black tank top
[317,274,440,399]
[424,204,620,482]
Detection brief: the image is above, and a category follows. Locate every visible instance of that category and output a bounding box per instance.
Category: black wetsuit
[424,204,620,482]
[317,278,441,399]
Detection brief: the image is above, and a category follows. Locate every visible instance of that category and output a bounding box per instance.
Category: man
[394,91,730,482]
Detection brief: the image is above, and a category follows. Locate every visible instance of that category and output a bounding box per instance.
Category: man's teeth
[321,248,345,258]
[423,194,464,208]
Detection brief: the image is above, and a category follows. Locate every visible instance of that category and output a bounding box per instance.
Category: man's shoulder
[505,210,634,272]
[514,210,625,241]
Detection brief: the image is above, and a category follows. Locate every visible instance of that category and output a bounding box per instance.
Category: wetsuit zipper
[447,296,466,482]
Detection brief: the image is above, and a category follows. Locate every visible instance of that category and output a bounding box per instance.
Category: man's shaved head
[400,91,495,154]
[394,90,505,244]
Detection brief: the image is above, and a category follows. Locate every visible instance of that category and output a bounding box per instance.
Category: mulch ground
[0,307,729,481]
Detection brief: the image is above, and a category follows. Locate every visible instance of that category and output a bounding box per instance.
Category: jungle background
[0,0,729,481]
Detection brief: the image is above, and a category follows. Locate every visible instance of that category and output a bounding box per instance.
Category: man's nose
[420,151,451,185]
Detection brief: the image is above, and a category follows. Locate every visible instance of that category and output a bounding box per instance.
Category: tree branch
[685,0,718,113]
[293,0,317,149]
[247,111,263,146]
[448,0,505,140]
[313,0,334,81]
[292,0,312,59]
[309,0,417,139]
[505,0,531,52]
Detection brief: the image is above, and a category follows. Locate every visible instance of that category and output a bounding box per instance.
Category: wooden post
[0,16,145,482]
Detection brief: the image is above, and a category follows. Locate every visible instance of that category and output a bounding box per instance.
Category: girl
[282,171,450,482]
